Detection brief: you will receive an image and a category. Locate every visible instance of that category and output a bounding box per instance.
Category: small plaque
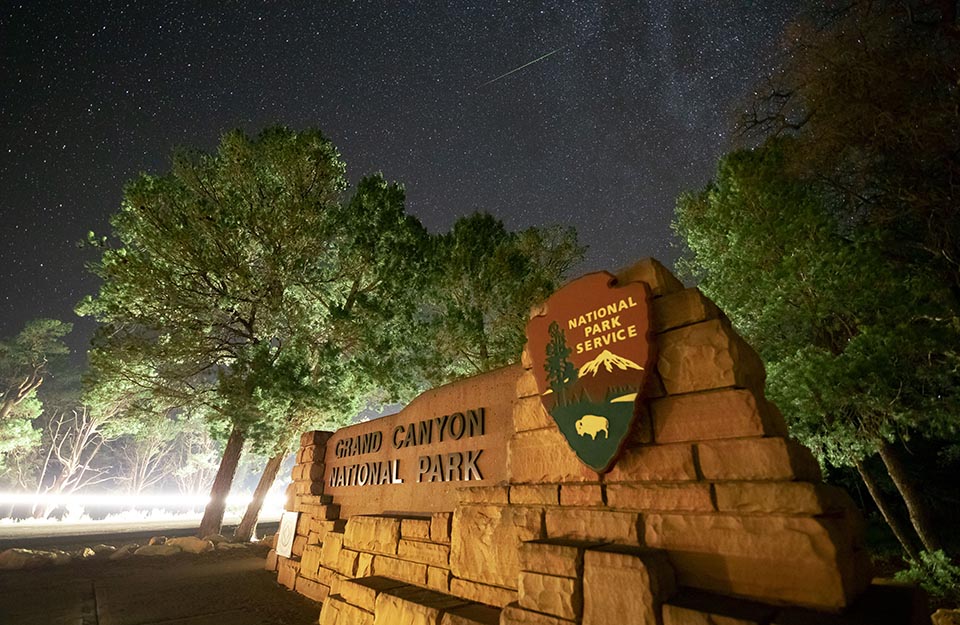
[275,510,299,558]
[525,272,655,472]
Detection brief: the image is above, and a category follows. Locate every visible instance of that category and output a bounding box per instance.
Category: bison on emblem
[575,415,609,440]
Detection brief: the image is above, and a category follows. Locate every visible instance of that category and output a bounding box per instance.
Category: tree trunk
[196,425,245,538]
[855,459,921,560]
[233,452,284,542]
[877,441,944,554]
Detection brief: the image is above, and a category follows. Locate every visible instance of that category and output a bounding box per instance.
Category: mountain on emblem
[578,349,643,377]
[525,271,657,473]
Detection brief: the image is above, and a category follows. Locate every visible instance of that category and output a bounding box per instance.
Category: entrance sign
[525,272,655,472]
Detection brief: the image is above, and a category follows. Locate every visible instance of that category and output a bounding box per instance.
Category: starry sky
[0,1,807,354]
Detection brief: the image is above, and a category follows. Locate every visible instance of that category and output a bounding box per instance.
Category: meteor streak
[479,45,569,87]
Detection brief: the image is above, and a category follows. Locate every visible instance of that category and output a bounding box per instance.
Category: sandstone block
[304,504,342,521]
[339,575,408,612]
[458,485,510,505]
[428,566,451,592]
[295,480,325,496]
[321,532,344,568]
[514,396,553,432]
[310,518,347,544]
[644,513,868,609]
[265,548,278,571]
[373,555,429,585]
[450,504,544,589]
[300,544,324,580]
[500,603,576,625]
[297,513,315,536]
[545,508,642,545]
[321,595,374,625]
[643,513,851,561]
[344,515,401,555]
[667,550,855,611]
[508,428,596,484]
[651,388,781,444]
[399,539,451,567]
[319,596,341,625]
[277,557,300,590]
[296,493,334,506]
[292,534,308,557]
[696,438,822,481]
[374,585,470,625]
[510,484,559,506]
[516,369,540,399]
[402,518,433,540]
[713,482,852,515]
[559,484,604,507]
[449,577,517,608]
[298,444,326,463]
[441,604,502,625]
[295,575,330,603]
[605,443,698,482]
[615,258,684,297]
[431,512,452,544]
[606,483,715,512]
[316,565,346,592]
[583,546,676,625]
[519,539,603,578]
[338,548,360,577]
[653,287,719,333]
[518,571,582,620]
[358,551,375,577]
[657,319,765,395]
[301,430,332,447]
[293,461,327,482]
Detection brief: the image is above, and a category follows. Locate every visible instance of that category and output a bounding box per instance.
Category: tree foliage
[78,127,429,452]
[0,319,71,470]
[420,213,583,384]
[77,126,431,533]
[675,140,960,467]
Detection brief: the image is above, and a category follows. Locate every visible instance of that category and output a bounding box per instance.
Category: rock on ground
[0,548,58,570]
[134,544,182,557]
[166,536,214,554]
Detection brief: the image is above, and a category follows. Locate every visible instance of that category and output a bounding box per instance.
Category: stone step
[320,575,501,625]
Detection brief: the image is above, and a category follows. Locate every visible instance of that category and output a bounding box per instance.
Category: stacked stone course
[270,259,917,625]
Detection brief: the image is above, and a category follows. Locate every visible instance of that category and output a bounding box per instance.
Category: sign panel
[275,510,298,558]
[322,365,515,518]
[525,272,655,472]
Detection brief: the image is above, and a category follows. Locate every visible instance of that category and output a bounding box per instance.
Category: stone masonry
[267,259,919,625]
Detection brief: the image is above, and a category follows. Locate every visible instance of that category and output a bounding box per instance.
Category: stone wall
[266,259,915,625]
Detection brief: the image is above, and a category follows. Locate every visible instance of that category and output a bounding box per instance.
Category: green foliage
[421,212,583,384]
[674,139,960,467]
[0,319,72,468]
[894,550,960,602]
[78,126,430,454]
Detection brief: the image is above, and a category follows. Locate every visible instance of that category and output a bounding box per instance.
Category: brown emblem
[525,272,655,472]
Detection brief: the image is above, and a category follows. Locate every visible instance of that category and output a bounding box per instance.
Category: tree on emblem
[544,321,577,401]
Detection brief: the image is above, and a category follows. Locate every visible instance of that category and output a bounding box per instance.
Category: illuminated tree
[79,126,429,537]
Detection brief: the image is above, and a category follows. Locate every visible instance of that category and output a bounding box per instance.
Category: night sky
[1,1,806,354]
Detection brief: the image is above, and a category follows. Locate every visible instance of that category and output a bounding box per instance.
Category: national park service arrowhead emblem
[525,272,656,473]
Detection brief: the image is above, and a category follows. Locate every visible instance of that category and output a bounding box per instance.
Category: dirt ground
[0,546,320,625]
